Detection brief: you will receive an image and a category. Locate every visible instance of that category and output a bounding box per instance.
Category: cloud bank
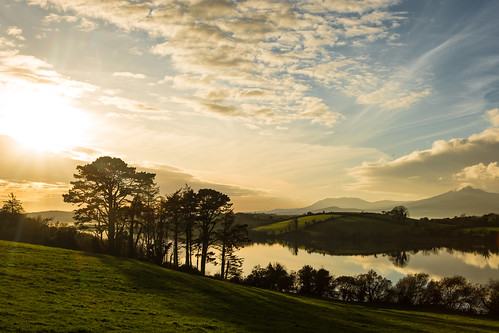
[348,109,499,196]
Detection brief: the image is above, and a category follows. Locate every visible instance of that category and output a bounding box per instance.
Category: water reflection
[231,243,499,284]
[386,251,409,268]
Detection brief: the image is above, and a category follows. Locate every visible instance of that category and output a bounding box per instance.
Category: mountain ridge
[265,187,499,218]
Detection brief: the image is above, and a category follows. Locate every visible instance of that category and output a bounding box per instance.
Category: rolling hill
[26,210,75,224]
[2,240,498,332]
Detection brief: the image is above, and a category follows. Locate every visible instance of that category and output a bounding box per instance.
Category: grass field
[251,212,428,236]
[1,240,499,332]
[253,214,336,233]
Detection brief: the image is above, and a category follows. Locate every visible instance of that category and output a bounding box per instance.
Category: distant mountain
[266,197,401,215]
[265,187,499,218]
[405,186,499,218]
[26,210,75,224]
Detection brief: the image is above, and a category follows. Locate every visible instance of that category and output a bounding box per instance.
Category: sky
[0,0,499,212]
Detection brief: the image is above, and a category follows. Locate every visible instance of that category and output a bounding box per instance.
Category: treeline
[240,263,499,317]
[1,156,249,278]
[0,211,101,253]
[422,213,499,227]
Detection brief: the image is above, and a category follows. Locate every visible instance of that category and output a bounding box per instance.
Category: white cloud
[35,32,47,39]
[348,110,499,195]
[0,50,97,98]
[128,47,144,56]
[42,13,78,25]
[356,83,432,109]
[113,71,147,80]
[6,26,25,40]
[156,75,174,85]
[0,37,16,49]
[455,162,499,182]
[99,95,164,114]
[488,108,499,126]
[77,17,99,32]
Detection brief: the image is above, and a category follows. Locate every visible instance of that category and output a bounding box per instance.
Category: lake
[207,243,499,284]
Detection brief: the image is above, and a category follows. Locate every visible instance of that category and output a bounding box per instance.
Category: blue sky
[0,0,498,211]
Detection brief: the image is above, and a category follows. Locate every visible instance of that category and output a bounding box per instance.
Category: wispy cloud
[99,95,166,115]
[6,26,25,40]
[25,0,425,128]
[42,13,78,25]
[77,17,99,32]
[113,71,147,80]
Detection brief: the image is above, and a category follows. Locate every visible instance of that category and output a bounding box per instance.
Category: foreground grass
[1,241,498,332]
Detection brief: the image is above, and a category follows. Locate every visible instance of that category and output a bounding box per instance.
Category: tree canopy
[63,156,156,254]
[1,193,25,214]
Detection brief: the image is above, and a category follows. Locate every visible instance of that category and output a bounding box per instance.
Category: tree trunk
[185,230,190,267]
[173,227,179,268]
[220,242,226,279]
[108,207,116,255]
[224,259,230,280]
[185,223,192,267]
[128,217,135,258]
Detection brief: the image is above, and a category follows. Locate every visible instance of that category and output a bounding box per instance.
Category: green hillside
[253,214,338,233]
[248,212,499,255]
[251,212,420,235]
[1,241,499,332]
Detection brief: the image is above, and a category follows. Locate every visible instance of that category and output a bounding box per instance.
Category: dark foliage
[0,211,103,253]
[242,261,499,317]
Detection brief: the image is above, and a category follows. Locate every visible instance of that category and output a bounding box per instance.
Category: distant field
[2,241,499,332]
[253,214,336,233]
[251,212,420,235]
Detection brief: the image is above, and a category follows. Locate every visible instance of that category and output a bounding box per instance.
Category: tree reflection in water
[386,251,409,267]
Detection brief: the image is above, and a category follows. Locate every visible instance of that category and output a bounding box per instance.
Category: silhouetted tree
[215,210,249,279]
[245,263,294,292]
[126,178,159,258]
[196,188,232,275]
[1,193,25,214]
[125,197,143,258]
[438,275,478,311]
[164,189,184,268]
[481,280,499,316]
[245,265,267,288]
[313,268,333,297]
[335,276,358,301]
[422,279,442,306]
[63,156,156,255]
[389,205,409,222]
[266,263,294,292]
[297,265,316,294]
[356,269,392,303]
[180,186,198,268]
[394,273,429,306]
[146,196,172,265]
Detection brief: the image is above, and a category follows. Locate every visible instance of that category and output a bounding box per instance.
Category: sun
[0,87,90,153]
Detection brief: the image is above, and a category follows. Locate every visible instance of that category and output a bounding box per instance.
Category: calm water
[207,243,499,284]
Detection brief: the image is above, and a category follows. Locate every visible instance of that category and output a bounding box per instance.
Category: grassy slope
[253,214,337,233]
[1,241,498,332]
[251,212,452,236]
